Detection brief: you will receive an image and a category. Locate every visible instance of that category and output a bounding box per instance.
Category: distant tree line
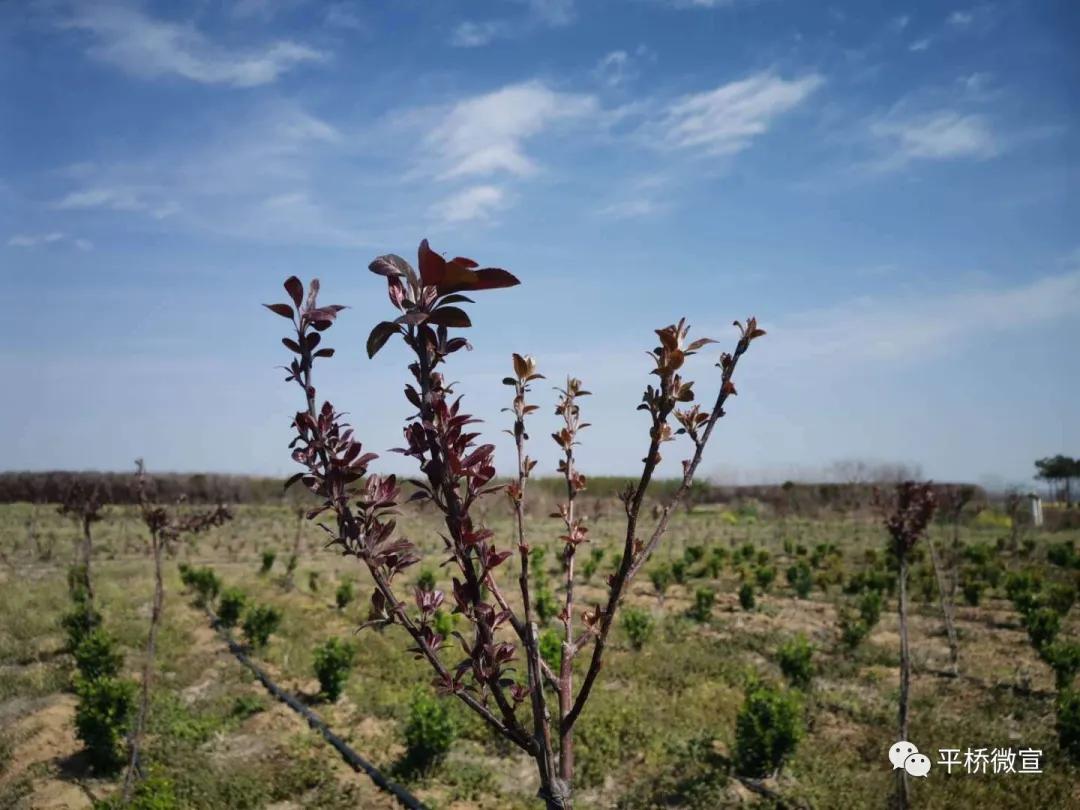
[0,470,988,517]
[1035,455,1080,506]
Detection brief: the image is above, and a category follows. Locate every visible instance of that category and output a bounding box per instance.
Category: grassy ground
[1,499,1078,809]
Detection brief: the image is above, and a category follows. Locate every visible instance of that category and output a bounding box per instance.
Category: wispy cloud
[593,45,655,87]
[422,82,598,180]
[869,110,999,168]
[7,232,93,251]
[909,37,931,51]
[430,185,507,224]
[452,0,575,47]
[653,72,824,156]
[58,2,327,86]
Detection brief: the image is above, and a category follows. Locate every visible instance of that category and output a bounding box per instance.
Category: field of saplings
[1,489,1078,809]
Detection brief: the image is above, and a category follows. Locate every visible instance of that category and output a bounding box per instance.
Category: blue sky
[1,0,1077,488]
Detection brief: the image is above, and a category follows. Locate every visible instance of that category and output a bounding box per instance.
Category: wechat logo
[889,741,931,778]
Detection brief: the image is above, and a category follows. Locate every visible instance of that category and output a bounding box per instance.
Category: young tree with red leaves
[878,481,937,810]
[265,240,763,809]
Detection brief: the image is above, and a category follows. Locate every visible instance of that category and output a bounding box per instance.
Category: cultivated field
[1,496,1078,809]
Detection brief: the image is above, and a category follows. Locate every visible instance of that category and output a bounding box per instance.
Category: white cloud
[870,111,998,167]
[430,185,507,224]
[909,38,931,51]
[766,268,1080,368]
[593,46,654,87]
[59,3,326,87]
[55,186,146,212]
[596,198,663,220]
[7,232,93,251]
[424,82,598,180]
[948,10,975,26]
[655,72,824,156]
[890,15,910,32]
[451,0,575,48]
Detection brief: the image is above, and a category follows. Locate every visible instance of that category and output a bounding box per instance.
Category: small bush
[335,580,355,610]
[188,567,221,606]
[416,568,437,591]
[858,589,883,629]
[689,588,715,622]
[1057,689,1080,763]
[74,675,136,772]
[217,587,247,629]
[60,605,102,651]
[777,635,814,690]
[1045,581,1077,616]
[738,582,755,611]
[962,576,983,607]
[786,562,812,599]
[403,691,456,772]
[621,607,654,651]
[433,608,455,638]
[313,637,356,701]
[671,560,688,585]
[838,609,869,649]
[534,587,557,625]
[1024,606,1061,652]
[650,564,673,599]
[755,565,776,591]
[1047,540,1078,569]
[259,550,276,575]
[242,604,282,649]
[733,682,803,778]
[1043,640,1080,690]
[73,628,123,681]
[307,570,320,592]
[539,627,562,672]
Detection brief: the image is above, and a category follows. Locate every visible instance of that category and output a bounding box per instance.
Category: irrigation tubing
[204,608,429,810]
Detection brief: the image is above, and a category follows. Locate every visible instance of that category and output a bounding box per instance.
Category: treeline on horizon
[0,470,996,513]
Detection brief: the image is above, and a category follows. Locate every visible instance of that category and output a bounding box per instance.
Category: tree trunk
[896,553,910,810]
[122,532,165,804]
[80,516,95,618]
[925,531,958,675]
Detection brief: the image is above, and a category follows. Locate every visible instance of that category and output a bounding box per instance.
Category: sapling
[265,239,762,808]
[877,481,936,810]
[121,460,231,803]
[58,482,104,625]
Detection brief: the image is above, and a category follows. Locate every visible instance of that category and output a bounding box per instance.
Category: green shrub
[733,682,803,778]
[1043,641,1080,691]
[74,675,136,772]
[621,607,654,651]
[582,548,604,583]
[962,575,983,607]
[335,580,355,610]
[703,547,727,578]
[73,628,122,681]
[739,583,755,611]
[650,564,673,599]
[671,560,688,585]
[242,604,282,649]
[777,635,814,690]
[684,545,705,565]
[433,608,455,638]
[786,562,812,599]
[313,638,356,701]
[1057,689,1080,763]
[689,588,715,622]
[1024,607,1061,652]
[539,628,562,673]
[307,570,320,592]
[1044,581,1077,616]
[188,567,221,606]
[416,568,437,591]
[838,608,869,649]
[60,604,102,651]
[67,563,91,603]
[403,691,456,772]
[217,587,247,629]
[858,589,883,629]
[755,565,776,591]
[534,587,557,625]
[259,550,276,575]
[1047,541,1078,569]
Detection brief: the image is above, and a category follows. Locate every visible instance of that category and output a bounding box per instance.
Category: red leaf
[282,337,302,353]
[470,268,520,290]
[367,321,399,359]
[369,254,411,277]
[427,306,472,328]
[418,239,446,287]
[284,277,303,308]
[313,348,335,358]
[264,303,294,319]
